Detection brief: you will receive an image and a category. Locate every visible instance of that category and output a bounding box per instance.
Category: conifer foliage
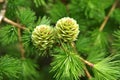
[0,0,120,80]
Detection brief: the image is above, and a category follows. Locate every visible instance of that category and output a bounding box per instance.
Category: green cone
[31,25,54,50]
[55,17,80,42]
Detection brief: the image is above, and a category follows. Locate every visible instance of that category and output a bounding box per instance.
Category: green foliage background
[0,0,120,80]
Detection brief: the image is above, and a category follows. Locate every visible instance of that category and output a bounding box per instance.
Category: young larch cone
[31,25,54,51]
[55,17,80,42]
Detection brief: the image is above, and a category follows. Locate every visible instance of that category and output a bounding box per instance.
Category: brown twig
[71,42,94,67]
[99,0,119,32]
[84,67,92,79]
[18,27,25,59]
[70,42,93,78]
[79,57,94,67]
[0,0,7,23]
[0,0,29,31]
[0,0,4,3]
[3,17,28,30]
[0,0,26,59]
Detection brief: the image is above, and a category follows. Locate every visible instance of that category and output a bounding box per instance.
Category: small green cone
[31,25,54,51]
[55,17,80,42]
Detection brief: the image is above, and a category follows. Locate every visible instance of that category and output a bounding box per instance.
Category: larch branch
[71,42,94,67]
[0,0,4,3]
[99,0,119,32]
[84,67,92,79]
[0,0,7,23]
[3,17,28,30]
[18,27,25,59]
